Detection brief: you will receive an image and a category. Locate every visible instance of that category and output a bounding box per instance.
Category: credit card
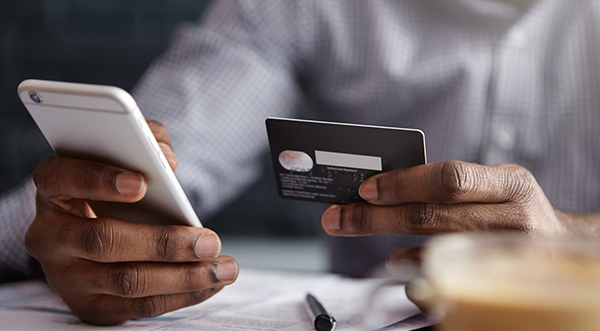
[266,118,427,204]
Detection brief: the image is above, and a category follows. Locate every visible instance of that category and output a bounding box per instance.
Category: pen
[305,293,337,331]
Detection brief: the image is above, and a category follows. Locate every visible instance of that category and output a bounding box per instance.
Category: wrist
[554,209,600,237]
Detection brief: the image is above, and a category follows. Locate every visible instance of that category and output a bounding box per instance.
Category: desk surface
[0,236,436,330]
[0,269,434,330]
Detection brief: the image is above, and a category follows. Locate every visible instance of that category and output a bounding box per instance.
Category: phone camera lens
[29,91,43,103]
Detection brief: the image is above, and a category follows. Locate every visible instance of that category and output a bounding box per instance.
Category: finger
[383,247,430,313]
[322,201,531,236]
[147,120,177,171]
[387,246,424,268]
[405,278,433,315]
[76,287,223,325]
[34,189,95,218]
[385,247,424,284]
[70,256,238,299]
[64,218,222,262]
[358,160,536,206]
[33,156,147,203]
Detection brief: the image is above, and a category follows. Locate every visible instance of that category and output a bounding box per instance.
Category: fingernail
[322,206,341,232]
[115,173,144,196]
[159,142,178,170]
[165,157,178,171]
[359,179,378,201]
[215,261,238,282]
[195,235,221,258]
[158,142,176,158]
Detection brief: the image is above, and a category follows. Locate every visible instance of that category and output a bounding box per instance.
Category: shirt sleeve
[0,179,37,283]
[133,0,303,219]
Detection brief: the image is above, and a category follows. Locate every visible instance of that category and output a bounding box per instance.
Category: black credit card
[266,118,427,204]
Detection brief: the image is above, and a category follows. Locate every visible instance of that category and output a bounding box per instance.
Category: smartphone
[18,79,202,227]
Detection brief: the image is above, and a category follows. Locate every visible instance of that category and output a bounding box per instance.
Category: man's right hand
[25,155,238,325]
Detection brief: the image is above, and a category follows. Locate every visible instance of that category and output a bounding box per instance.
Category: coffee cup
[421,233,600,331]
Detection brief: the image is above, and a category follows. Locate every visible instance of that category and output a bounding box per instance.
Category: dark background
[0,0,314,236]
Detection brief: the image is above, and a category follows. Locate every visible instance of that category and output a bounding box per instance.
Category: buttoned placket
[479,2,543,168]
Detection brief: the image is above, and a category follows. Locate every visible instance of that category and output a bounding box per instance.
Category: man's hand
[321,160,577,264]
[25,121,238,325]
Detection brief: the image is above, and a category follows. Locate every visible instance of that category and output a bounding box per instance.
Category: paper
[0,269,434,330]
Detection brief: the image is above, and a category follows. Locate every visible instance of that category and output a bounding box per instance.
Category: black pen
[305,293,337,331]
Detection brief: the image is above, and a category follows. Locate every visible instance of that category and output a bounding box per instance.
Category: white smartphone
[18,79,202,227]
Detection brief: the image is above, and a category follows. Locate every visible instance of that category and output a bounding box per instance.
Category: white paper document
[0,269,434,330]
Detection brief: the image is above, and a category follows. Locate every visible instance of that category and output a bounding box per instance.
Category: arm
[21,0,306,323]
[133,0,304,218]
[0,179,37,283]
[2,0,305,284]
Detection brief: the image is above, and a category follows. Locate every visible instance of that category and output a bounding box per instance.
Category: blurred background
[0,0,325,272]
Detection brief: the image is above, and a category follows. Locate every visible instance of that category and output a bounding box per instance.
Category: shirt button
[496,122,516,150]
[507,28,526,47]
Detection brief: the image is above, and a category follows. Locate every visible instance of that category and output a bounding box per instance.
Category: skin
[321,160,600,266]
[25,121,239,326]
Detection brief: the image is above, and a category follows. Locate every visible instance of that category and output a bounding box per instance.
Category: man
[3,0,600,325]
